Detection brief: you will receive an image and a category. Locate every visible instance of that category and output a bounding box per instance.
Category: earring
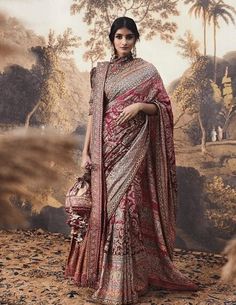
[132,45,137,58]
[110,45,116,60]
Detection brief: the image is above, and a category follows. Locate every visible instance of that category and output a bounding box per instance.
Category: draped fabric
[64,54,199,305]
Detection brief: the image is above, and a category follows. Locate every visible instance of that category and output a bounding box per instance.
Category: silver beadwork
[132,45,137,58]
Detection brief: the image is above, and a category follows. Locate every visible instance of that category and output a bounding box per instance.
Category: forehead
[115,27,134,35]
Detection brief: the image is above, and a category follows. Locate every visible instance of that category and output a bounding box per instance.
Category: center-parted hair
[109,16,140,43]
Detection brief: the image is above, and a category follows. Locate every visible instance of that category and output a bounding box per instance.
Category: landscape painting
[1,1,236,304]
[0,0,235,255]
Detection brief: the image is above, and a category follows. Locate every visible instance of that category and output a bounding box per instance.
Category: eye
[126,34,135,40]
[115,34,122,39]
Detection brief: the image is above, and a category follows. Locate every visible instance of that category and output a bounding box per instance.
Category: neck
[110,52,134,64]
[116,52,131,58]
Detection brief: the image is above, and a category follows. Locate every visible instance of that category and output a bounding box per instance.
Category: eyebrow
[115,33,135,36]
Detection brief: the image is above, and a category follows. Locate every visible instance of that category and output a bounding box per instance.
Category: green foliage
[175,30,201,63]
[185,1,236,81]
[26,29,81,130]
[172,56,213,115]
[203,176,236,238]
[0,65,41,124]
[33,46,67,126]
[172,56,218,150]
[208,0,236,81]
[208,0,236,28]
[184,120,202,145]
[48,28,81,56]
[184,0,213,16]
[184,0,213,55]
[0,12,92,137]
[70,0,179,64]
[210,79,222,103]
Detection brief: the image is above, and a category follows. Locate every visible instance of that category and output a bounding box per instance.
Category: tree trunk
[24,100,41,128]
[198,112,207,153]
[213,19,217,82]
[203,10,207,56]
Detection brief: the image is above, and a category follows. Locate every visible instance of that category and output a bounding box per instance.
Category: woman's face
[113,27,136,58]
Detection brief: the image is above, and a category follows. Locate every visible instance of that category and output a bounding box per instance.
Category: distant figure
[211,127,217,142]
[218,125,223,141]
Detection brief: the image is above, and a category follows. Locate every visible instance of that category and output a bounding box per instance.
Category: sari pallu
[64,57,199,304]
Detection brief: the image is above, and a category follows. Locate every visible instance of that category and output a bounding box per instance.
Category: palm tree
[184,0,212,56]
[208,0,236,82]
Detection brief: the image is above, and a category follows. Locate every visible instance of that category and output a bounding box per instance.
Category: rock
[36,228,45,235]
[53,250,62,255]
[67,290,79,298]
[210,274,221,279]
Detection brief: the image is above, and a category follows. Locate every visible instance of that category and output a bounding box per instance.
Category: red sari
[65,53,199,304]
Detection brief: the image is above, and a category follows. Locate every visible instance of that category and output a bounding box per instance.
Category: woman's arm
[82,114,92,156]
[116,102,158,125]
[81,115,92,168]
[81,67,96,168]
[137,102,158,115]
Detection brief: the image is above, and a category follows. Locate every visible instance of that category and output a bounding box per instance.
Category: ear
[110,43,117,56]
[113,45,117,54]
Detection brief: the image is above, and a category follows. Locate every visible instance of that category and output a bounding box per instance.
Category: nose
[121,37,128,45]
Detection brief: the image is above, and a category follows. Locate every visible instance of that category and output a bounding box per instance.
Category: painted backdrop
[0,0,236,253]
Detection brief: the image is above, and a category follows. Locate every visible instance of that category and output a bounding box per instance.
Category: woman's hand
[81,152,92,170]
[116,103,142,125]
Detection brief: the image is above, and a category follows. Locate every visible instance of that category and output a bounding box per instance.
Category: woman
[65,16,199,305]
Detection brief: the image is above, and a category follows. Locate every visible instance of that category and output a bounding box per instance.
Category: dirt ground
[0,229,236,305]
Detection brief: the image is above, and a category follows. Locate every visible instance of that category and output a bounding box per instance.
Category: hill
[0,13,91,133]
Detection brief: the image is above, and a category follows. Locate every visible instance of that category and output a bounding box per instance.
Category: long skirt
[65,113,198,305]
[89,136,198,304]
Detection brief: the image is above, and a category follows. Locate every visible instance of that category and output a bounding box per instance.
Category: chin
[118,50,130,57]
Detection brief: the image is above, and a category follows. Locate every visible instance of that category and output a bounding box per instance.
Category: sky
[0,0,236,86]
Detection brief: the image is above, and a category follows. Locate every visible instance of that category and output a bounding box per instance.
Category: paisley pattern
[64,54,199,305]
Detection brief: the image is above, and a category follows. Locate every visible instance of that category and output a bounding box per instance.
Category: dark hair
[109,16,140,43]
